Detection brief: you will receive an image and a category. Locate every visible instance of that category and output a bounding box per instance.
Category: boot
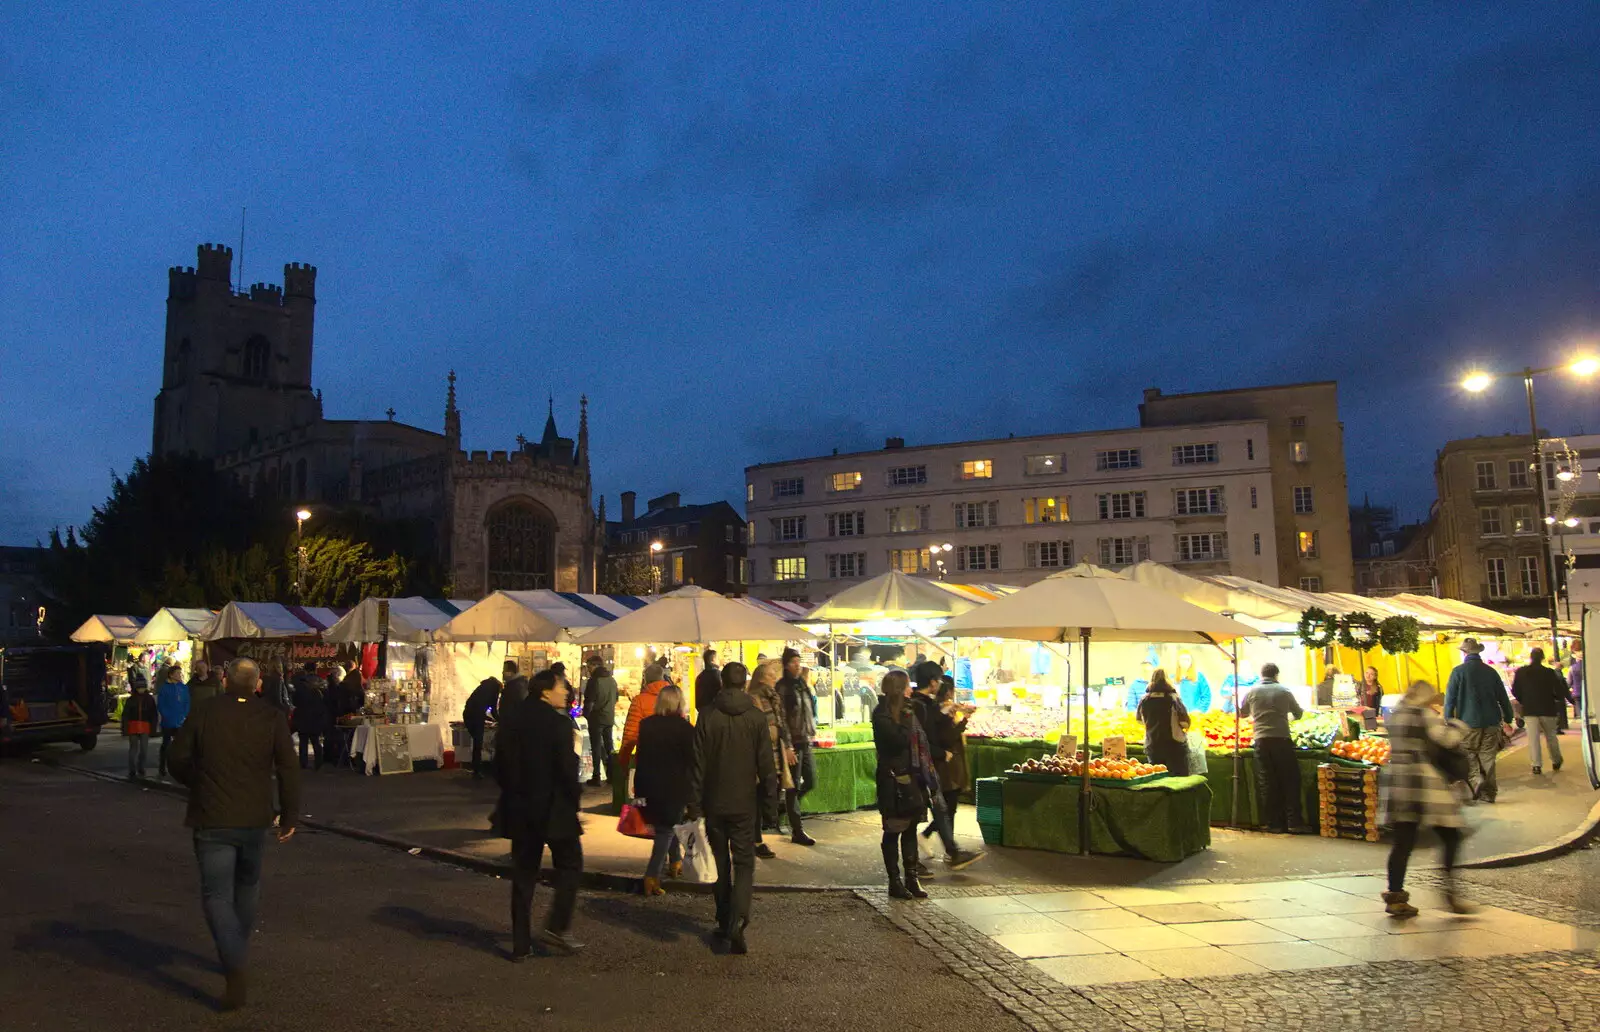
[221,969,248,1011]
[1441,877,1476,915]
[883,840,912,900]
[667,860,683,880]
[901,839,929,899]
[642,876,664,897]
[1381,890,1418,919]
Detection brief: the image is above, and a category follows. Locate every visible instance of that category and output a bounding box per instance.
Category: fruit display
[1290,712,1343,750]
[1007,754,1168,780]
[1196,712,1253,751]
[1318,763,1381,841]
[1329,737,1390,765]
[1084,711,1144,742]
[964,708,1069,740]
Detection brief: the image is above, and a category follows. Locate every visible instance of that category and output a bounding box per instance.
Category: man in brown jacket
[168,657,301,1011]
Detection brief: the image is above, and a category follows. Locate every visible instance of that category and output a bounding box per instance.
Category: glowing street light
[1461,372,1493,393]
[293,508,312,599]
[1563,516,1581,529]
[649,540,664,593]
[1570,356,1600,377]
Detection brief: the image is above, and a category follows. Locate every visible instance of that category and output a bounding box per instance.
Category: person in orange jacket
[617,663,670,772]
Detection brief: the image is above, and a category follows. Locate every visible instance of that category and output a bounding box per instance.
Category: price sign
[1055,733,1078,760]
[1102,735,1128,762]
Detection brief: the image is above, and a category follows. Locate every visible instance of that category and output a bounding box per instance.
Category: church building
[151,242,597,596]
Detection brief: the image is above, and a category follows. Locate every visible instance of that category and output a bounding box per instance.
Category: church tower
[151,242,322,459]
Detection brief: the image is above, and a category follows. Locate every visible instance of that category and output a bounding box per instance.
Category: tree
[297,536,409,607]
[599,553,658,595]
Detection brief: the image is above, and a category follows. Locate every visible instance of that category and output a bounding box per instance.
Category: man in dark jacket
[497,660,529,716]
[462,676,501,779]
[694,649,721,712]
[167,658,300,1012]
[1512,647,1569,775]
[1444,638,1516,802]
[910,661,982,869]
[687,662,775,955]
[496,670,584,958]
[775,648,817,846]
[582,655,618,786]
[290,662,328,770]
[188,661,224,707]
[322,665,351,769]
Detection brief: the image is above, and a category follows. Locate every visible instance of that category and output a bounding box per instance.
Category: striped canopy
[433,590,651,643]
[203,602,346,640]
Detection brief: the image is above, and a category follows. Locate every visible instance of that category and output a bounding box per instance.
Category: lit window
[1172,443,1218,465]
[1025,540,1072,568]
[1025,454,1063,476]
[671,555,684,584]
[1484,557,1507,599]
[826,511,865,537]
[1175,487,1222,516]
[956,544,1000,572]
[1177,533,1227,561]
[1474,461,1497,490]
[1293,486,1314,514]
[1478,507,1502,536]
[1097,492,1146,520]
[887,465,927,486]
[1297,530,1318,558]
[830,471,862,492]
[746,483,754,502]
[771,516,807,542]
[1299,576,1323,592]
[772,477,805,499]
[1519,556,1541,597]
[886,505,930,533]
[888,548,930,574]
[959,459,994,480]
[955,501,999,528]
[1511,505,1536,535]
[1291,441,1310,463]
[1024,497,1066,524]
[1095,448,1142,471]
[746,523,756,545]
[772,557,808,582]
[827,552,867,579]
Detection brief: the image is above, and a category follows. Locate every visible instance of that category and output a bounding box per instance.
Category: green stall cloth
[1198,749,1328,827]
[825,724,875,745]
[803,743,879,814]
[1000,775,1211,862]
[965,737,1057,796]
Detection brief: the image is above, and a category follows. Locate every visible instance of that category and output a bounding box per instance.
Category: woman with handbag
[634,685,695,897]
[1379,680,1474,918]
[746,660,794,860]
[121,675,159,780]
[873,670,932,900]
[1135,669,1191,776]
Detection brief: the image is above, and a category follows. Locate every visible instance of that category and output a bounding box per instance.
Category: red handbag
[617,803,655,839]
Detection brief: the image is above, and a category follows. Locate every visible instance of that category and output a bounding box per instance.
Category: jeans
[588,724,614,782]
[1462,726,1504,800]
[705,812,757,934]
[1525,715,1562,769]
[298,731,323,770]
[325,727,351,769]
[1254,737,1303,831]
[645,825,684,879]
[510,834,582,950]
[1387,821,1461,893]
[158,729,177,775]
[194,828,267,973]
[923,791,960,856]
[922,789,962,841]
[782,744,816,836]
[126,734,149,776]
[466,722,487,775]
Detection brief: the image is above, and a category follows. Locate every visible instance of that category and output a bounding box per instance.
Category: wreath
[1378,615,1421,655]
[1297,606,1337,648]
[1339,612,1380,651]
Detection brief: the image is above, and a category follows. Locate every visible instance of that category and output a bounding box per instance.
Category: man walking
[687,662,775,955]
[166,658,300,1012]
[775,648,817,846]
[496,670,584,958]
[910,661,983,869]
[188,660,223,707]
[582,655,618,786]
[290,662,328,770]
[1513,648,1568,774]
[695,648,721,712]
[462,674,500,779]
[1444,638,1516,802]
[497,660,529,716]
[1240,663,1308,833]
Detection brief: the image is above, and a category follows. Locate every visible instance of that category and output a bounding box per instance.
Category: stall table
[999,774,1211,862]
[350,722,446,774]
[608,741,880,817]
[1104,741,1329,828]
[965,737,1059,799]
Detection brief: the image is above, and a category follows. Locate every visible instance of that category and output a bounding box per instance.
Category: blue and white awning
[432,590,650,643]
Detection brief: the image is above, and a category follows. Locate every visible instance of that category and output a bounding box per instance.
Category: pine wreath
[1297,606,1337,648]
[1339,612,1380,650]
[1378,615,1421,655]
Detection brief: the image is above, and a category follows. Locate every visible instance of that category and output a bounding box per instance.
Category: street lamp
[1458,356,1598,656]
[293,508,312,600]
[929,542,954,580]
[649,540,664,593]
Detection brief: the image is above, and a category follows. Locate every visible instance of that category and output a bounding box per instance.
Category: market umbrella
[577,585,810,645]
[805,570,984,622]
[939,562,1255,854]
[70,615,148,645]
[133,608,218,645]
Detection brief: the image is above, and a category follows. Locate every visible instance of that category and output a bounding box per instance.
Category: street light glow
[1563,517,1581,528]
[650,541,663,552]
[1557,466,1577,482]
[1570,357,1600,377]
[1461,372,1493,393]
[295,508,311,522]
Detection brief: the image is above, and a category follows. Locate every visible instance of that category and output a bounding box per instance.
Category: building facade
[1432,434,1549,615]
[0,546,48,646]
[1540,433,1600,622]
[603,492,748,594]
[1139,382,1355,592]
[150,242,597,596]
[744,420,1279,604]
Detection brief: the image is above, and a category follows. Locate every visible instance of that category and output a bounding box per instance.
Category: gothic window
[486,498,557,590]
[243,335,270,380]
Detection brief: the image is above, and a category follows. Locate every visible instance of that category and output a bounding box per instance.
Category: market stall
[131,608,216,682]
[323,596,476,727]
[985,773,1212,862]
[201,602,352,668]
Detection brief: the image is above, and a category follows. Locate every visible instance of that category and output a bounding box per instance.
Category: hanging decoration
[1378,616,1421,655]
[1338,612,1380,651]
[1297,606,1337,648]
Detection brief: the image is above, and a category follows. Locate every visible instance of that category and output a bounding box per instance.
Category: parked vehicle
[1,645,109,753]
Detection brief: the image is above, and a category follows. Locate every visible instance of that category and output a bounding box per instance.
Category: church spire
[444,370,461,446]
[540,393,560,448]
[577,394,590,474]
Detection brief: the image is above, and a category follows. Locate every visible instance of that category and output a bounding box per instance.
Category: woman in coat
[1135,669,1191,776]
[1360,667,1385,713]
[154,663,190,777]
[873,670,933,900]
[1379,680,1472,917]
[633,685,695,896]
[120,675,159,780]
[746,660,794,860]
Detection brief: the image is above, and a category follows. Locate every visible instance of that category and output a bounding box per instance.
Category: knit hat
[643,663,663,683]
[781,647,801,663]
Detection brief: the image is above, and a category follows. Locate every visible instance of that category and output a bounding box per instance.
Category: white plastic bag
[675,820,717,883]
[1186,735,1209,775]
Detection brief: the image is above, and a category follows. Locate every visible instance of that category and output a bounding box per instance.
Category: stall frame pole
[1078,628,1092,856]
[1230,638,1243,829]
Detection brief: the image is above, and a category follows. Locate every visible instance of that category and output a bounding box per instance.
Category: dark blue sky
[3,3,1598,544]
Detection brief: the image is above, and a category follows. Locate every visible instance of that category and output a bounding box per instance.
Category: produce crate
[1316,762,1382,841]
[974,777,1004,846]
[1001,770,1170,789]
[1326,755,1381,770]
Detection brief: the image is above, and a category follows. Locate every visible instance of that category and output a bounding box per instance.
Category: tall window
[1250,486,1258,509]
[1484,557,1508,599]
[886,505,931,533]
[827,552,866,579]
[1174,487,1222,515]
[959,459,994,480]
[1253,532,1261,555]
[1475,461,1497,490]
[772,557,807,582]
[242,335,271,380]
[826,511,865,537]
[746,483,754,502]
[888,548,930,574]
[738,557,752,584]
[1291,441,1310,463]
[1246,439,1255,461]
[1025,540,1072,568]
[1478,507,1502,536]
[1096,448,1141,471]
[1293,486,1314,514]
[1097,492,1146,520]
[771,516,807,542]
[485,499,556,590]
[1507,462,1530,489]
[887,465,927,486]
[671,554,685,584]
[1023,497,1066,524]
[1519,556,1541,597]
[1297,530,1318,558]
[829,471,862,492]
[1098,536,1148,566]
[955,501,999,528]
[1177,533,1227,561]
[772,477,805,499]
[1172,443,1218,465]
[1299,576,1322,592]
[1025,454,1063,476]
[1511,505,1537,535]
[956,544,1000,572]
[746,523,757,545]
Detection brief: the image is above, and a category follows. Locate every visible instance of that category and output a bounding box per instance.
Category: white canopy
[133,608,217,644]
[433,590,650,643]
[322,597,477,644]
[70,614,147,644]
[578,585,811,645]
[805,570,987,622]
[939,563,1256,644]
[203,602,344,640]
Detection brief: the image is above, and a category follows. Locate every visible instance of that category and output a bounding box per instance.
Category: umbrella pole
[1230,639,1242,830]
[1079,629,1091,857]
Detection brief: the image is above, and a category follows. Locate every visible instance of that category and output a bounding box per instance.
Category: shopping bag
[1186,735,1208,775]
[675,820,717,883]
[617,802,655,839]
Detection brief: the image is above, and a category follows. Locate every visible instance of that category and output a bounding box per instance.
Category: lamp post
[929,542,954,580]
[294,508,311,600]
[1549,515,1581,622]
[1461,357,1597,658]
[649,540,664,594]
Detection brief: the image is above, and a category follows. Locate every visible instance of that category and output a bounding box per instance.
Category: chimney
[621,491,636,526]
[647,491,681,512]
[885,436,905,449]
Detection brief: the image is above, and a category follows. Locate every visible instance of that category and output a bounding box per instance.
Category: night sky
[3,3,1598,544]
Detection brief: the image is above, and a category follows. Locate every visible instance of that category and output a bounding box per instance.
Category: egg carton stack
[1317,763,1380,841]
